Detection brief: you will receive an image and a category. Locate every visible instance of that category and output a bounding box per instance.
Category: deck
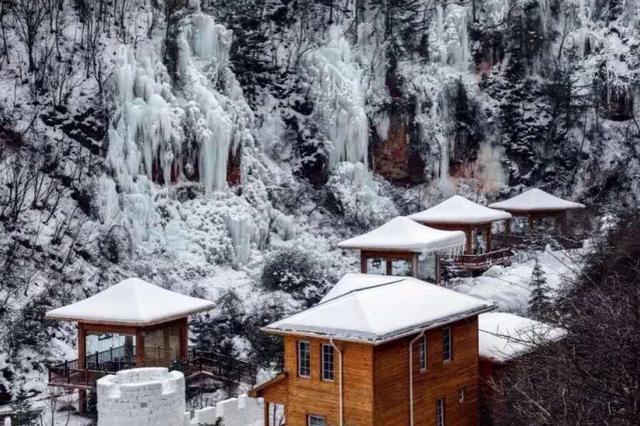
[48,346,258,391]
[450,248,514,271]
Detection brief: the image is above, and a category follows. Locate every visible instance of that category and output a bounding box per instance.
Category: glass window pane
[308,415,326,426]
[436,398,445,426]
[144,323,181,367]
[443,327,452,361]
[366,258,387,275]
[322,345,334,381]
[298,341,310,377]
[391,259,412,276]
[419,336,427,371]
[418,254,437,282]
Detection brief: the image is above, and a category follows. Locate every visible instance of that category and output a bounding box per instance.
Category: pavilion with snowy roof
[337,216,465,283]
[45,278,214,412]
[489,188,585,235]
[409,195,513,270]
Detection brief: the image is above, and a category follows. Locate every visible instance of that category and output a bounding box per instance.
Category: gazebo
[488,188,585,235]
[337,216,465,283]
[45,278,214,412]
[409,195,513,270]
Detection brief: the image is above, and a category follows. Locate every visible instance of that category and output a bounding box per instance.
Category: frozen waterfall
[305,26,369,168]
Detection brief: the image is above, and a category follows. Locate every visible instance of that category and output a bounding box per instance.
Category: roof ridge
[318,277,407,305]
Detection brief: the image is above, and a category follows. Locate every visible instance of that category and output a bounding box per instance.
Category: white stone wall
[97,367,185,426]
[189,395,264,426]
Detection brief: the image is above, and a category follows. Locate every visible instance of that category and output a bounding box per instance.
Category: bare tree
[489,213,640,425]
[13,0,52,71]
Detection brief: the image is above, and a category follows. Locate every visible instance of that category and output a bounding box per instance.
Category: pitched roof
[488,188,585,212]
[320,273,403,303]
[337,216,465,254]
[409,195,512,225]
[265,275,495,344]
[478,312,565,363]
[45,278,214,326]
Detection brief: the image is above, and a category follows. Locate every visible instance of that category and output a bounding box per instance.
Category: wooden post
[485,225,492,252]
[78,323,87,414]
[411,253,418,278]
[360,251,367,273]
[263,401,270,426]
[528,214,534,232]
[180,318,189,361]
[464,227,473,255]
[505,219,511,236]
[386,254,393,276]
[435,255,441,285]
[135,329,145,367]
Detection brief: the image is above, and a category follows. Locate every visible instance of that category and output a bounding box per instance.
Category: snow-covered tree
[528,258,552,321]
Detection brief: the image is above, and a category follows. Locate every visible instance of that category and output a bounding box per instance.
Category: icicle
[304,26,369,168]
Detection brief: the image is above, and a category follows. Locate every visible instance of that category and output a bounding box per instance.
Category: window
[366,257,387,275]
[458,387,466,403]
[307,415,326,426]
[436,398,445,426]
[298,341,311,377]
[419,335,427,371]
[443,327,452,361]
[391,259,413,276]
[321,344,335,381]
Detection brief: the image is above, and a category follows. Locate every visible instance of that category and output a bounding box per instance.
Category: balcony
[450,248,514,271]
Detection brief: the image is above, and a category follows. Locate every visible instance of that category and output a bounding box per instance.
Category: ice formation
[305,26,369,168]
[99,7,260,266]
[428,4,472,72]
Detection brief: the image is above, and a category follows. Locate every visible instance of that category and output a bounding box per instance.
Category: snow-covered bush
[325,162,398,229]
[261,245,329,305]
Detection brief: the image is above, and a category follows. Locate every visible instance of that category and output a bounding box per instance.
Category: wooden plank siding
[263,317,480,425]
[373,317,479,426]
[282,336,375,425]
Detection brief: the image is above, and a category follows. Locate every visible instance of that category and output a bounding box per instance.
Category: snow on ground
[451,247,583,314]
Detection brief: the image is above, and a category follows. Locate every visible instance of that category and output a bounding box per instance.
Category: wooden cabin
[477,313,565,424]
[45,278,215,412]
[489,188,585,236]
[337,216,466,283]
[250,274,495,425]
[409,196,513,271]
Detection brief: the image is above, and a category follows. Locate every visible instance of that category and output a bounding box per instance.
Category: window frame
[436,397,445,426]
[298,340,311,378]
[419,335,428,372]
[307,414,326,426]
[442,327,453,362]
[321,344,335,382]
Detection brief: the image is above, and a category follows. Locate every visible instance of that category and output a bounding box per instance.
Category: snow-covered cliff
[0,0,638,404]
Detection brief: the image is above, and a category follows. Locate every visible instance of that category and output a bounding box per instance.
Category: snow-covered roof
[337,216,465,254]
[265,275,495,344]
[409,195,512,225]
[320,273,403,303]
[488,188,585,213]
[478,312,565,363]
[45,278,214,326]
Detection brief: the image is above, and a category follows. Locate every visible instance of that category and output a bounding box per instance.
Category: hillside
[0,0,638,407]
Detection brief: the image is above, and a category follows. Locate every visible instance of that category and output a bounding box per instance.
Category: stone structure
[97,368,185,426]
[188,395,264,426]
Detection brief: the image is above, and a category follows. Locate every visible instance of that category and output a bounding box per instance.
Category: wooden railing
[174,348,258,386]
[451,248,514,269]
[48,361,113,390]
[48,346,258,390]
[493,232,584,251]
